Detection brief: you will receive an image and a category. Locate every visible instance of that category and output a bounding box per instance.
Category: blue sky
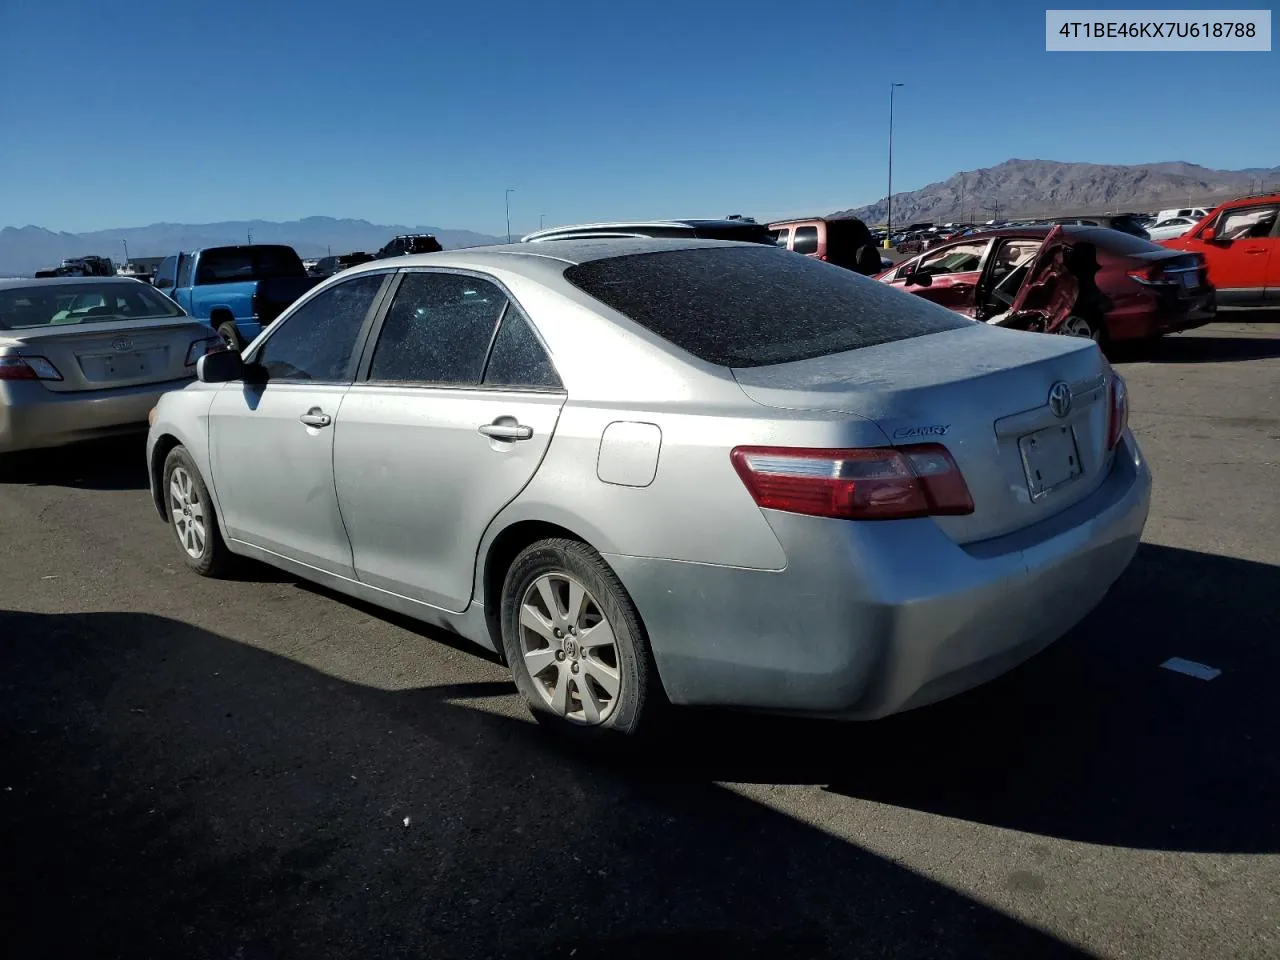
[1,0,1276,235]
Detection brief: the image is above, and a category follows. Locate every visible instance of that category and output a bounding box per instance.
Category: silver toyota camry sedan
[1,277,223,454]
[146,239,1150,736]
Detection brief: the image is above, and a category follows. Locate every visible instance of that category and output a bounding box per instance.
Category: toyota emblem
[1048,381,1073,419]
[111,337,134,353]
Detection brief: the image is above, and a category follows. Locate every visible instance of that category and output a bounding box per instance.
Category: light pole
[539,213,546,230]
[505,188,515,243]
[885,82,905,249]
[120,239,129,265]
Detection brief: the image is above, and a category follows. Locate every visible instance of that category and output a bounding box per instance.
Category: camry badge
[1048,381,1073,419]
[111,337,134,353]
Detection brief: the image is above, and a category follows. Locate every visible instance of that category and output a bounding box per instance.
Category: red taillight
[1107,372,1129,450]
[730,443,974,521]
[186,336,226,366]
[0,356,63,381]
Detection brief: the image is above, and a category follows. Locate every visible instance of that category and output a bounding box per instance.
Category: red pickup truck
[1161,193,1279,310]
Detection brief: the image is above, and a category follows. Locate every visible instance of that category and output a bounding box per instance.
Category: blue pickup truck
[152,245,320,350]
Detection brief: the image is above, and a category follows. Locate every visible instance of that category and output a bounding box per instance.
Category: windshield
[0,282,185,329]
[563,246,970,369]
[195,246,305,284]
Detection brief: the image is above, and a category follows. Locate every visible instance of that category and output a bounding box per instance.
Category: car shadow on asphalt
[0,609,1094,960]
[1146,332,1280,364]
[0,435,150,490]
[628,543,1279,856]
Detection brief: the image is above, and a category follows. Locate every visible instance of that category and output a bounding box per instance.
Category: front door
[208,271,390,576]
[904,239,993,316]
[333,271,566,612]
[1184,202,1279,306]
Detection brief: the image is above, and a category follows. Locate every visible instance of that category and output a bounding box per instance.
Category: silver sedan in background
[1,277,222,454]
[147,239,1150,736]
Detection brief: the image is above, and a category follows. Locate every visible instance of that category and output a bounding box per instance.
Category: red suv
[877,225,1215,342]
[1160,193,1279,309]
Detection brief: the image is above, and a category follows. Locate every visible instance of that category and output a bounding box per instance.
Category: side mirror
[906,271,933,287]
[197,349,245,383]
[1201,227,1217,242]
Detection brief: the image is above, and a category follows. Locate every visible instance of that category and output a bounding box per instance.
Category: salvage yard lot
[2,322,1278,960]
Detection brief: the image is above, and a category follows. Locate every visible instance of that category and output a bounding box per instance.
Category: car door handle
[299,410,332,428]
[1244,248,1268,255]
[478,421,533,441]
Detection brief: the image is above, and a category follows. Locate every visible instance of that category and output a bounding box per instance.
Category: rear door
[207,271,391,576]
[333,270,566,612]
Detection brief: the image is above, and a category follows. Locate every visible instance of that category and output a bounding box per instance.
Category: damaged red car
[876,224,1216,343]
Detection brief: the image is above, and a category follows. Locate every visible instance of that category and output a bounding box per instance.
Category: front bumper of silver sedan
[606,430,1151,720]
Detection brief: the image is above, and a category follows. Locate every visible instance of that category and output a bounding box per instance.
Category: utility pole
[885,82,904,248]
[539,213,546,230]
[121,239,129,264]
[505,188,516,243]
[247,229,253,245]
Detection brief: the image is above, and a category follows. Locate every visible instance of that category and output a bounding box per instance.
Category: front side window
[253,273,384,382]
[917,240,991,275]
[1217,205,1279,241]
[793,226,819,255]
[154,256,177,290]
[368,272,507,385]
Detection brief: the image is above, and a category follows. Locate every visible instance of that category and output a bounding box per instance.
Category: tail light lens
[1127,264,1167,284]
[730,443,974,521]
[186,336,226,366]
[1107,372,1129,450]
[0,355,63,381]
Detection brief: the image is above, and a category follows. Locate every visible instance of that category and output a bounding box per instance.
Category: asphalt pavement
[2,322,1278,960]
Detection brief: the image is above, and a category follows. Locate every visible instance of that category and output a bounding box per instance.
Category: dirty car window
[563,246,970,368]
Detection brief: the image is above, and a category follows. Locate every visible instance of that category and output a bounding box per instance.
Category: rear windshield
[195,246,305,284]
[563,246,970,368]
[0,282,184,329]
[1078,227,1164,255]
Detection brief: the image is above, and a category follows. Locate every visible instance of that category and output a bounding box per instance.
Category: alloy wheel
[518,573,621,725]
[169,466,207,559]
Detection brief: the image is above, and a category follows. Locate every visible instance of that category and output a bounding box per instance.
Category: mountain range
[0,217,503,277]
[831,159,1280,226]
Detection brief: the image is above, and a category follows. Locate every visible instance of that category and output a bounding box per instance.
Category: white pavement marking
[1160,657,1222,681]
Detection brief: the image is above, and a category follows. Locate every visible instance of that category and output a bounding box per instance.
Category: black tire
[162,445,233,577]
[500,538,663,739]
[216,321,245,352]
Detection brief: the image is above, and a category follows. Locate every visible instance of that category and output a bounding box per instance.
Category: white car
[1146,217,1201,242]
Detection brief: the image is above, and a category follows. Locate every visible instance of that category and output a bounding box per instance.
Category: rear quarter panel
[188,281,257,323]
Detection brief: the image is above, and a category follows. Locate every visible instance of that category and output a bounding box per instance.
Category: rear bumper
[0,377,193,454]
[607,431,1151,719]
[1108,289,1216,341]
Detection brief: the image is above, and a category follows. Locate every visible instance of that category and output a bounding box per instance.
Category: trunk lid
[732,323,1112,544]
[2,317,215,393]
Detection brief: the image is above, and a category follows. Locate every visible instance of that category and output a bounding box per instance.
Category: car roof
[342,237,769,276]
[0,276,145,290]
[521,219,762,241]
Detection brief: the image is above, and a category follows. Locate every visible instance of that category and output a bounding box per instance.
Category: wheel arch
[479,518,611,660]
[149,432,184,520]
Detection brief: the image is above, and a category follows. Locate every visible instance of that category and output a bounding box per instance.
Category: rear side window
[563,246,970,369]
[368,272,507,385]
[793,226,819,255]
[483,304,562,390]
